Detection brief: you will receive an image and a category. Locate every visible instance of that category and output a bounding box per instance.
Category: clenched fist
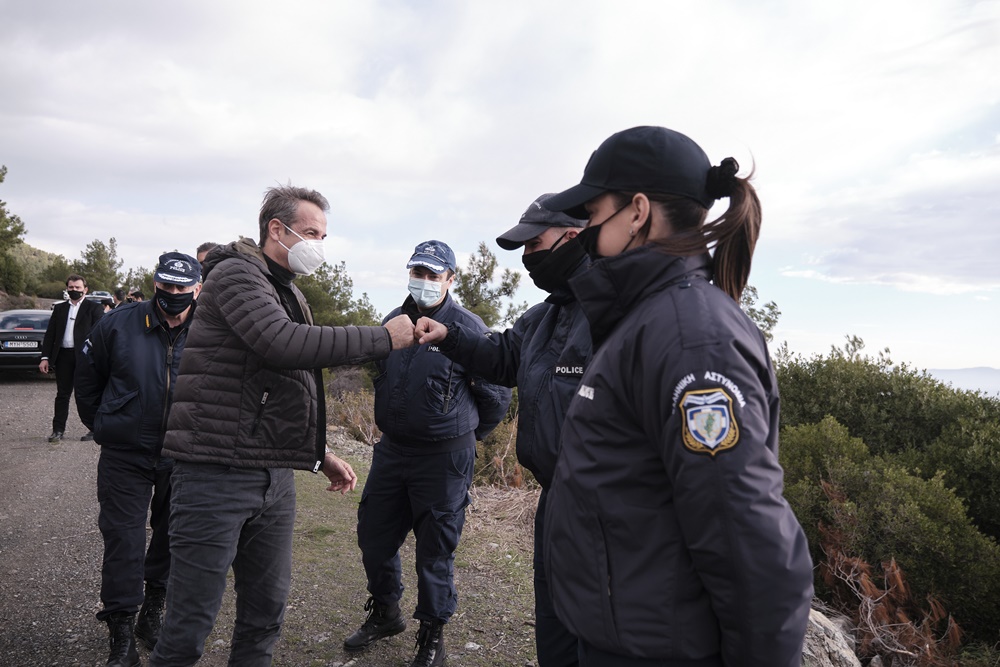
[384,314,416,350]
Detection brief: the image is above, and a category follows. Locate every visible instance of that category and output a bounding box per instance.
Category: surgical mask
[278,223,325,276]
[408,277,443,308]
[67,290,84,302]
[155,288,195,316]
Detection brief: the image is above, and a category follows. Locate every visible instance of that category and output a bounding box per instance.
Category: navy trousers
[357,442,474,622]
[96,449,172,620]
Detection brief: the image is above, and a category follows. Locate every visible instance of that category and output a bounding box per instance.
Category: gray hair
[258,184,330,244]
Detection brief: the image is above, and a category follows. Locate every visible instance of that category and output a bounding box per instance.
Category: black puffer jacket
[544,247,813,666]
[162,238,392,471]
[437,259,591,488]
[75,299,193,458]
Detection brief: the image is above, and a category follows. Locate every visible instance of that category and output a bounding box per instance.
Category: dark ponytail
[616,162,761,303]
[707,172,760,302]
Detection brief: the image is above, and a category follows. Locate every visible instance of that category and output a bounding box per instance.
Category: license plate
[3,341,38,349]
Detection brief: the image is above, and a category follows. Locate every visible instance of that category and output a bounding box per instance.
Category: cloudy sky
[2,0,997,370]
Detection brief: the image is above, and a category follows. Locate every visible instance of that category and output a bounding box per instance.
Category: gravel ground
[0,371,106,666]
[0,372,538,667]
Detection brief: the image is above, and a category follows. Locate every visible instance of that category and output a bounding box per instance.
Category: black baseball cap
[153,252,202,286]
[495,194,588,251]
[543,126,714,218]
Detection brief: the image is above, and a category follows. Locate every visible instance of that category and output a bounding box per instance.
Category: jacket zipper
[161,338,175,427]
[442,361,455,413]
[250,389,270,436]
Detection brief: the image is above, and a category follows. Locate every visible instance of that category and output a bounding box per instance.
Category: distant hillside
[929,367,1000,397]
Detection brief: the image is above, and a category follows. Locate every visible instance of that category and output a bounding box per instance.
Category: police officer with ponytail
[540,126,814,667]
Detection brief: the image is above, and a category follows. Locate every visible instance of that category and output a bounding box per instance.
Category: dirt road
[0,372,537,667]
[0,371,106,666]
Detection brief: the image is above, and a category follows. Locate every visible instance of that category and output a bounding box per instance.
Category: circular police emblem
[679,388,740,456]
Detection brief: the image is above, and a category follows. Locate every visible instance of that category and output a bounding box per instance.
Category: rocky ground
[0,372,539,666]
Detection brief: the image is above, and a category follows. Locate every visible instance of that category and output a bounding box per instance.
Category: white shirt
[61,299,83,349]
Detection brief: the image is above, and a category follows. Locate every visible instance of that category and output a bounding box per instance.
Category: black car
[0,309,52,370]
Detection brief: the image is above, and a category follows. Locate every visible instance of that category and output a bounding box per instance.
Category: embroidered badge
[680,388,740,456]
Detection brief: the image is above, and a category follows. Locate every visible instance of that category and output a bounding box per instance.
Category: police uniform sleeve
[438,306,537,388]
[74,318,112,432]
[451,315,515,440]
[649,348,813,667]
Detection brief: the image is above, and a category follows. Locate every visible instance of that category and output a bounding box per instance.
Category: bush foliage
[777,339,1000,648]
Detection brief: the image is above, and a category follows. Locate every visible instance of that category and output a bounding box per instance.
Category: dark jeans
[96,449,172,620]
[52,347,77,432]
[149,463,296,667]
[534,488,579,666]
[357,444,474,622]
[578,643,723,667]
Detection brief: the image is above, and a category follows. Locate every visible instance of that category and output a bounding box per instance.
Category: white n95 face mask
[279,223,325,276]
[408,277,442,308]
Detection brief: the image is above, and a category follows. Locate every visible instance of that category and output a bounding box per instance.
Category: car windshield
[0,313,51,330]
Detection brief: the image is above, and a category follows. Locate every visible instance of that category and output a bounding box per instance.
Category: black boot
[105,612,141,667]
[410,619,446,667]
[134,584,166,650]
[343,596,407,653]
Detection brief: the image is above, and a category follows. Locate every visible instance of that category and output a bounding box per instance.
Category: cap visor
[406,257,450,274]
[541,182,606,219]
[154,272,196,286]
[495,222,550,251]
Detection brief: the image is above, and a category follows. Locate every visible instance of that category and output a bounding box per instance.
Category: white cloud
[3,0,1000,368]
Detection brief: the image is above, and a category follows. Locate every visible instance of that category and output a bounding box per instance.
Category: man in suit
[39,273,105,443]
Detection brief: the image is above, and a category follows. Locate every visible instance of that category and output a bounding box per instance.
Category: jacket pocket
[249,387,271,437]
[95,389,141,445]
[425,377,456,415]
[544,491,622,652]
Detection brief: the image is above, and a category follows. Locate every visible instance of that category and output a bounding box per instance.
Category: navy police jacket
[437,259,592,488]
[374,293,511,451]
[75,300,194,459]
[544,247,814,666]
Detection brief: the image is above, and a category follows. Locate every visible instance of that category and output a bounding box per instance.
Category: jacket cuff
[438,322,461,354]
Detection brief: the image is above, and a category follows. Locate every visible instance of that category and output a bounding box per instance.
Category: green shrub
[780,417,1000,642]
[898,417,1000,543]
[36,280,67,299]
[776,337,985,456]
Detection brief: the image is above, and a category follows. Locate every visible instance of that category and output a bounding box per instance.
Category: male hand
[322,452,358,494]
[384,314,416,350]
[38,360,49,374]
[415,317,448,345]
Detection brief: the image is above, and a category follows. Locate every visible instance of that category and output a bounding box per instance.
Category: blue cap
[153,252,202,286]
[406,240,457,274]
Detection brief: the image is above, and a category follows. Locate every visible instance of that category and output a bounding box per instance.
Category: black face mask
[67,290,84,301]
[522,236,587,293]
[576,202,635,261]
[155,288,194,317]
[575,224,602,261]
[521,232,567,273]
